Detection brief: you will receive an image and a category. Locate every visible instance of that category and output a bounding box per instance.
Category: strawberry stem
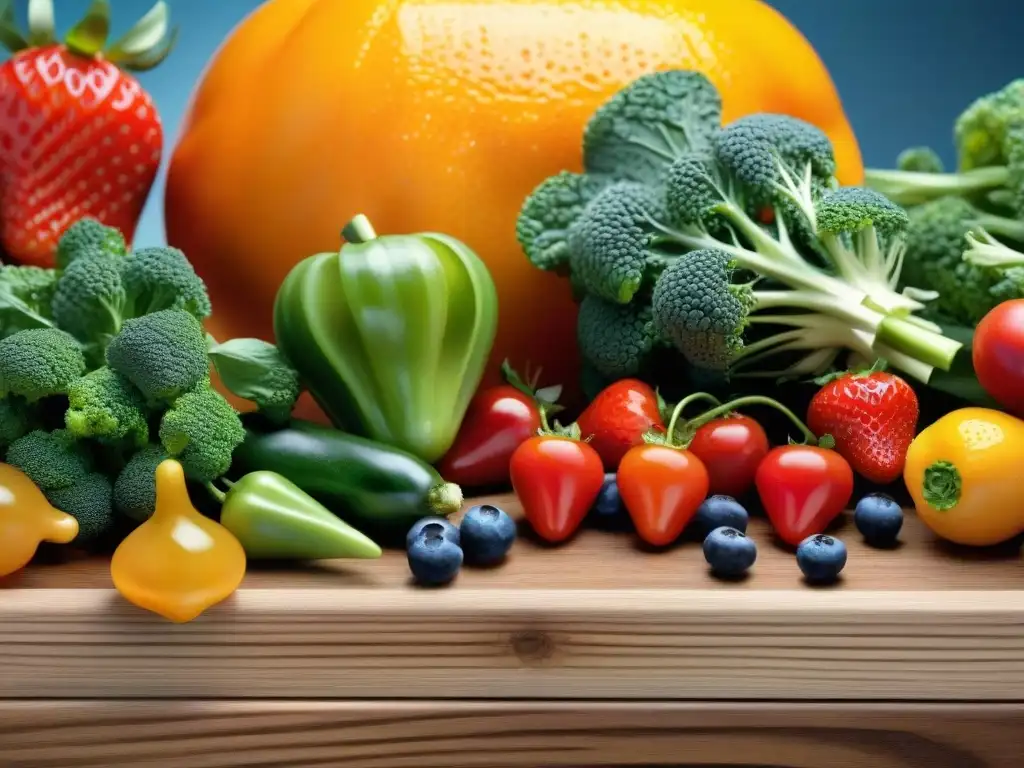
[64,0,111,58]
[683,395,821,445]
[665,392,722,444]
[27,0,55,47]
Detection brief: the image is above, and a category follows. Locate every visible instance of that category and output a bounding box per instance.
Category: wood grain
[1,701,1022,768]
[2,495,1024,701]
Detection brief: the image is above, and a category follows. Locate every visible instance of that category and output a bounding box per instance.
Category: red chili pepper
[509,419,604,544]
[438,361,562,488]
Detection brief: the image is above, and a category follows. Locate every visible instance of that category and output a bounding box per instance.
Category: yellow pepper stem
[922,460,962,511]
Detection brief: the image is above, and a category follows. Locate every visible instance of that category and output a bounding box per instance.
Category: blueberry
[407,526,463,586]
[702,526,757,578]
[407,516,459,550]
[691,495,749,539]
[854,493,903,547]
[460,504,516,565]
[591,473,629,527]
[796,534,848,584]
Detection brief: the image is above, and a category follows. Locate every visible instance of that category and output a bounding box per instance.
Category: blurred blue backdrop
[3,0,1022,248]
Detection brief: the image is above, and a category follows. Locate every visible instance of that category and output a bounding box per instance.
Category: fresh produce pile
[3,61,1024,622]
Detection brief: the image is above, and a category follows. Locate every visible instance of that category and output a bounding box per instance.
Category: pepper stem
[665,392,722,442]
[427,482,464,516]
[922,460,962,511]
[684,395,820,445]
[342,214,378,244]
[203,481,227,505]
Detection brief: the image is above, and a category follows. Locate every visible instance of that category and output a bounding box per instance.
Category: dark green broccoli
[0,328,86,401]
[158,382,245,482]
[0,265,57,337]
[55,218,127,270]
[900,196,1024,326]
[0,397,38,451]
[4,428,92,491]
[51,251,127,349]
[576,294,656,379]
[897,147,945,173]
[865,79,1024,213]
[105,309,210,404]
[65,367,149,447]
[516,172,606,272]
[45,472,115,547]
[120,246,212,320]
[207,338,301,424]
[113,444,168,521]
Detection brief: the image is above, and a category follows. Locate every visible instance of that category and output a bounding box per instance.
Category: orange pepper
[0,463,79,577]
[111,459,247,623]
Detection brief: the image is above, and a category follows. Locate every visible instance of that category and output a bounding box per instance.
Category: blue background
[5,0,1023,248]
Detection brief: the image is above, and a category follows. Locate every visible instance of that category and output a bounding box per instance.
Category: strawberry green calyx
[501,359,564,417]
[649,391,723,448]
[813,358,888,386]
[683,394,831,448]
[0,0,178,71]
[537,405,583,441]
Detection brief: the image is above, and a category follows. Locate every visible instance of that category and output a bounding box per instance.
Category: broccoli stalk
[964,228,1024,269]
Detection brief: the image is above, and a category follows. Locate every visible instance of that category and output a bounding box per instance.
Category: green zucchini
[230,418,464,545]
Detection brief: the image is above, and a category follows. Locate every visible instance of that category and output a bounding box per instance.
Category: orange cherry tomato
[617,445,710,547]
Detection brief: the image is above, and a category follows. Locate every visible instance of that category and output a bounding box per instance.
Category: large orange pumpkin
[165,0,863,414]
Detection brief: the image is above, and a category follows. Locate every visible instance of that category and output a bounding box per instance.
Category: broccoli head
[113,444,168,521]
[51,252,128,349]
[0,397,38,451]
[45,472,115,547]
[4,428,92,491]
[0,328,86,402]
[105,309,210,404]
[897,146,945,173]
[517,172,607,272]
[207,338,301,424]
[65,367,149,447]
[576,294,656,379]
[158,382,245,482]
[120,247,212,320]
[0,265,57,337]
[55,218,127,270]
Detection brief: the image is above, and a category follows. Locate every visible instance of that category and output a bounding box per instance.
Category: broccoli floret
[65,367,149,446]
[207,338,301,424]
[4,428,92,491]
[0,328,86,402]
[51,252,127,349]
[0,265,57,337]
[0,396,38,451]
[567,182,665,303]
[45,472,115,547]
[113,444,168,521]
[158,382,245,482]
[583,69,722,184]
[105,309,210,404]
[517,172,608,271]
[897,147,945,173]
[120,247,212,320]
[865,79,1024,212]
[576,294,656,379]
[55,218,126,270]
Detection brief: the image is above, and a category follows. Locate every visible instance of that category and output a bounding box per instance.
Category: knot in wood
[510,629,556,664]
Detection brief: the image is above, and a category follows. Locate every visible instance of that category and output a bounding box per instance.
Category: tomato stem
[684,395,818,444]
[665,392,722,443]
[342,214,378,244]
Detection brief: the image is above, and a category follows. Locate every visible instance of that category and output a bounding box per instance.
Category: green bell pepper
[273,214,498,464]
[206,470,382,561]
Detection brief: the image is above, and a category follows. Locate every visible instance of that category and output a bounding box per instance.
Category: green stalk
[682,395,819,445]
[974,213,1024,244]
[875,314,962,372]
[864,165,1009,207]
[664,392,722,442]
[341,214,379,244]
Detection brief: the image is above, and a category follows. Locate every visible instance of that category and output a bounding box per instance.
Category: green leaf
[64,0,111,58]
[0,0,28,53]
[208,337,298,412]
[105,1,168,60]
[112,25,178,72]
[26,0,55,46]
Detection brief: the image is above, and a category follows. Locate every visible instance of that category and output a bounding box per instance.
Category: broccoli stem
[342,214,379,244]
[682,395,819,445]
[964,228,1024,267]
[863,166,1009,207]
[974,213,1024,244]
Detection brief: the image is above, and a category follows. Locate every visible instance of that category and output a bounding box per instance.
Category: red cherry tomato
[509,436,604,543]
[754,445,853,547]
[437,385,541,488]
[617,445,710,547]
[687,414,770,497]
[973,300,1024,417]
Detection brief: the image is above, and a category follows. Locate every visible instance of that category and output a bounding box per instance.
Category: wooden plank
[0,701,1021,768]
[2,494,1024,701]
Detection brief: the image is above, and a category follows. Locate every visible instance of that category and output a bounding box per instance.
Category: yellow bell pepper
[0,463,79,577]
[904,407,1024,546]
[111,459,247,622]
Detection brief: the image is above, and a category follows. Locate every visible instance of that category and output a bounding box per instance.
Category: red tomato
[437,385,541,488]
[973,300,1024,417]
[687,415,770,497]
[754,445,853,547]
[617,445,710,547]
[509,436,604,543]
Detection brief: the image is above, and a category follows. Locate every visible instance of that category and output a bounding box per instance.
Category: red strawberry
[806,367,919,485]
[0,1,177,267]
[575,379,665,470]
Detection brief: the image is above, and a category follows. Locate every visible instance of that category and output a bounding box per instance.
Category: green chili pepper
[273,214,498,464]
[206,470,382,561]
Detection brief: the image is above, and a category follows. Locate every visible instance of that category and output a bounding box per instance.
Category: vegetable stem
[342,214,378,244]
[203,481,226,504]
[665,392,721,442]
[683,395,818,444]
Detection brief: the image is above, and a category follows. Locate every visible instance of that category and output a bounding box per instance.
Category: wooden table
[1,493,1023,767]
